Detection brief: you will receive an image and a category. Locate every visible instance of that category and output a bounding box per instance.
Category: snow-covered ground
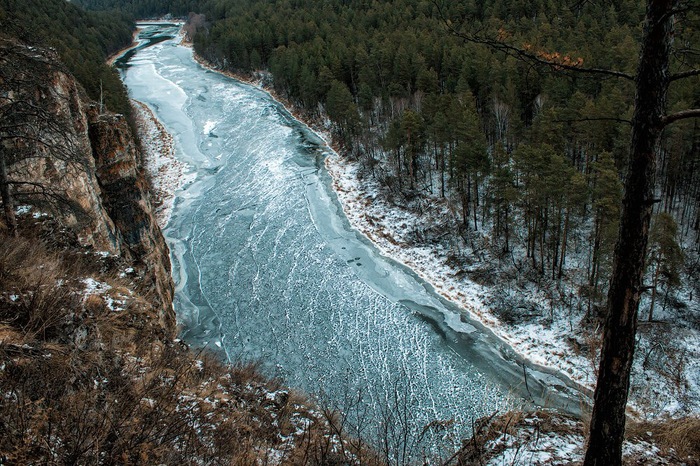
[131,100,193,227]
[325,154,593,385]
[457,410,691,465]
[324,151,700,419]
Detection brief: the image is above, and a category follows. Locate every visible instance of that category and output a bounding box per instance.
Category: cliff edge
[0,36,174,334]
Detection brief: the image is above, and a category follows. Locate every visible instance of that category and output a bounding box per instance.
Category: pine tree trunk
[558,208,570,280]
[583,1,675,464]
[590,215,602,288]
[648,261,660,321]
[0,153,17,237]
[440,148,446,198]
[473,179,478,230]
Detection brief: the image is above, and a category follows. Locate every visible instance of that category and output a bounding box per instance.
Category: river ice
[119,24,582,451]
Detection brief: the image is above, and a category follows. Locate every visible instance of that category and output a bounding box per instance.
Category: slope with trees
[0,0,134,116]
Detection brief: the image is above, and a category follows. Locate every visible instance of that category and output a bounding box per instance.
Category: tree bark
[648,261,660,322]
[0,152,18,237]
[583,0,676,464]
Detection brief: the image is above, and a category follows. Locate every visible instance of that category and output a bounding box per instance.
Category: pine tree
[646,212,683,321]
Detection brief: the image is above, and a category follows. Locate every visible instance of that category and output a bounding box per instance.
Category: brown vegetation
[627,417,700,463]
[453,410,699,466]
[0,219,376,465]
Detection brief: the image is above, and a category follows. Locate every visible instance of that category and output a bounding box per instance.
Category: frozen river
[119,23,582,453]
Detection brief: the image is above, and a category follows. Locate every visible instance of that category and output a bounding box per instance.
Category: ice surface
[120,24,586,448]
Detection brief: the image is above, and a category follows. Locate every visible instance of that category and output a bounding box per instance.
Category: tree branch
[661,108,700,126]
[433,1,635,81]
[456,31,635,80]
[669,68,700,81]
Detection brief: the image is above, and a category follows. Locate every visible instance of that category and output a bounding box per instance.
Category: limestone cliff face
[88,111,175,333]
[0,39,175,336]
[1,41,122,253]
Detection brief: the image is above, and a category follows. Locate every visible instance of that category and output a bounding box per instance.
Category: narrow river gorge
[118,23,583,449]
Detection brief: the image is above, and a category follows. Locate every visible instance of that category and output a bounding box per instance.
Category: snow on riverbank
[325,151,700,418]
[131,100,193,227]
[324,154,595,385]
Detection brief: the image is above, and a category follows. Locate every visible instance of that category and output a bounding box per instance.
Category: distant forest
[76,0,698,318]
[0,0,134,116]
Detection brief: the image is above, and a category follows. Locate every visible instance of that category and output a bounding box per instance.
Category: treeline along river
[118,23,583,454]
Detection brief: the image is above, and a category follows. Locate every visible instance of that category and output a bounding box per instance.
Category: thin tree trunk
[648,260,660,321]
[552,206,562,280]
[558,208,570,280]
[590,215,602,288]
[473,178,478,230]
[584,1,675,464]
[540,206,547,275]
[440,147,446,197]
[504,204,510,252]
[0,153,17,237]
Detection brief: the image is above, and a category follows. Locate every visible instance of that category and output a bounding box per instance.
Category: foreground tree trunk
[583,0,676,464]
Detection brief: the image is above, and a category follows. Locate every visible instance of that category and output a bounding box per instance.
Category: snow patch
[131,99,194,227]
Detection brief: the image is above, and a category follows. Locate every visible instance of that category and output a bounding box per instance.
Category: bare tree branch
[433,1,636,81]
[661,108,700,126]
[669,68,700,80]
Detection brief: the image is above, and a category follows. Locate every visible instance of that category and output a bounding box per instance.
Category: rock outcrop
[0,38,174,335]
[88,111,175,333]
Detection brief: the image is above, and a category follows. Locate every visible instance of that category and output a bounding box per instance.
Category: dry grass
[453,410,584,465]
[453,410,700,466]
[627,417,700,464]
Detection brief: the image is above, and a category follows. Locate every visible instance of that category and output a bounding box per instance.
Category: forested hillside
[0,0,134,115]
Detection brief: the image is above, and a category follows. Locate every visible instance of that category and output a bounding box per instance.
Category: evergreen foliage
[75,0,698,348]
[0,0,134,116]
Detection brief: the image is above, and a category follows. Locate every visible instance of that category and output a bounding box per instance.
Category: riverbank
[107,27,143,66]
[131,99,193,228]
[323,133,700,419]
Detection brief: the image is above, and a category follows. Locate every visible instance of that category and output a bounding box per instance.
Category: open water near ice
[119,24,583,453]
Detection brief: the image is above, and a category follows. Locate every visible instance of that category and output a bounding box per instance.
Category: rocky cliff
[0,37,174,335]
[88,111,175,332]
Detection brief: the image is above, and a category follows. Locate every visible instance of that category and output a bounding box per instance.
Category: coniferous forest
[0,0,135,116]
